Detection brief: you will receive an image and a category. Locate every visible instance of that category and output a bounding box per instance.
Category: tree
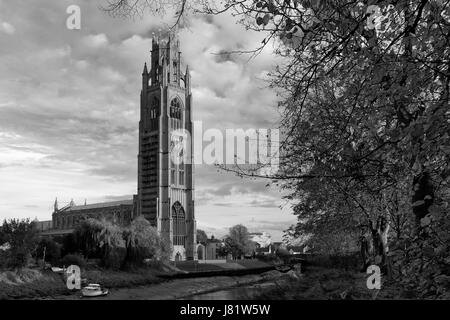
[35,238,62,266]
[0,219,39,268]
[225,224,253,259]
[61,233,78,257]
[101,0,450,296]
[196,229,208,244]
[123,216,172,266]
[96,219,126,269]
[73,218,104,259]
[101,0,192,27]
[204,0,449,281]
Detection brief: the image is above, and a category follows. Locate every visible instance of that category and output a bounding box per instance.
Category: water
[185,282,277,300]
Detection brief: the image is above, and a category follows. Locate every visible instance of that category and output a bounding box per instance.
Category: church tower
[138,35,197,261]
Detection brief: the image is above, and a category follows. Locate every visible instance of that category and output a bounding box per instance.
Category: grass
[82,268,164,288]
[0,270,69,300]
[0,266,168,300]
[174,262,224,272]
[236,260,272,269]
[173,259,272,273]
[254,266,409,300]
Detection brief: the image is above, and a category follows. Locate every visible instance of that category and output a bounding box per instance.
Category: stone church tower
[138,35,197,261]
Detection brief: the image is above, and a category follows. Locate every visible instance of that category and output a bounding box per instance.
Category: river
[182,282,279,300]
[51,271,291,300]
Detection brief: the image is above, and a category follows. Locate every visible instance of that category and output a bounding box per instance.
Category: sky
[0,0,296,241]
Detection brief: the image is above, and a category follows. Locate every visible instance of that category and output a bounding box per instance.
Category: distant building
[35,220,52,233]
[196,236,225,260]
[205,236,223,260]
[286,246,303,255]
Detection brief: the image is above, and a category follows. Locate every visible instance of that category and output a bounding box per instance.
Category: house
[196,235,225,260]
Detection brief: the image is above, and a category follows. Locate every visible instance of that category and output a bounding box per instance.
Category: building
[40,35,197,261]
[138,35,196,261]
[196,236,226,261]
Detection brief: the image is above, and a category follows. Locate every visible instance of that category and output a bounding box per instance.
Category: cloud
[82,33,109,48]
[1,21,15,34]
[0,1,290,240]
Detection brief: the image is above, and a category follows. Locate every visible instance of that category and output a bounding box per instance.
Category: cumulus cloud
[1,21,15,34]
[0,1,292,240]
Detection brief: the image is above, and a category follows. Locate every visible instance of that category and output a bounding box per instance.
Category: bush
[308,253,360,271]
[35,238,61,266]
[0,219,39,268]
[102,247,127,270]
[61,233,78,257]
[61,254,86,269]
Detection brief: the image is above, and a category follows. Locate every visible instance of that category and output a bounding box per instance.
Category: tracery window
[150,97,159,119]
[172,201,186,246]
[170,98,182,120]
[173,61,178,81]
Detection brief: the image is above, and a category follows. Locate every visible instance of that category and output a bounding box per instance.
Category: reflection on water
[186,282,277,300]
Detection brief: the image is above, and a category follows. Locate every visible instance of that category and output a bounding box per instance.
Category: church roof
[59,199,133,212]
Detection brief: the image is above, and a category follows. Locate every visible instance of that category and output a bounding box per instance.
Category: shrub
[102,247,127,270]
[308,253,360,271]
[35,238,61,266]
[61,254,86,269]
[61,233,78,257]
[0,219,38,268]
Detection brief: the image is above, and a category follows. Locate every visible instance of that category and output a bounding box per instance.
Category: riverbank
[0,260,287,300]
[50,270,295,300]
[253,266,408,299]
[0,267,166,300]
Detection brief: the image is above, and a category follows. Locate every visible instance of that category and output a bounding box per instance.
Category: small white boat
[51,267,65,273]
[81,284,109,297]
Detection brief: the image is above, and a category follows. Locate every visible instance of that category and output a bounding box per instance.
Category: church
[38,36,197,261]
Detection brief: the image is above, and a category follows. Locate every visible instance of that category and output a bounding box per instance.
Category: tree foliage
[35,238,62,266]
[123,216,172,265]
[72,217,170,268]
[224,224,254,259]
[101,0,450,296]
[196,229,208,244]
[0,219,38,268]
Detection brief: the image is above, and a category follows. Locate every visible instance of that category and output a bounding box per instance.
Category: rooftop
[58,199,133,212]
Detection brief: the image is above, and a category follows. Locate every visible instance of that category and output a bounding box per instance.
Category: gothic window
[173,61,178,81]
[170,98,182,120]
[172,201,186,246]
[179,167,184,186]
[150,97,159,119]
[170,167,176,185]
[154,62,159,83]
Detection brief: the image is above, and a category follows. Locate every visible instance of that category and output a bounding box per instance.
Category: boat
[51,267,65,273]
[275,265,292,273]
[81,284,109,297]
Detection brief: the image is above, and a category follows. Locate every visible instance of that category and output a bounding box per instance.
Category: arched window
[173,61,178,82]
[149,97,159,120]
[172,201,186,246]
[154,61,159,83]
[170,98,182,120]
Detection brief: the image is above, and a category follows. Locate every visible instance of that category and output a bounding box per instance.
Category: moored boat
[81,284,109,297]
